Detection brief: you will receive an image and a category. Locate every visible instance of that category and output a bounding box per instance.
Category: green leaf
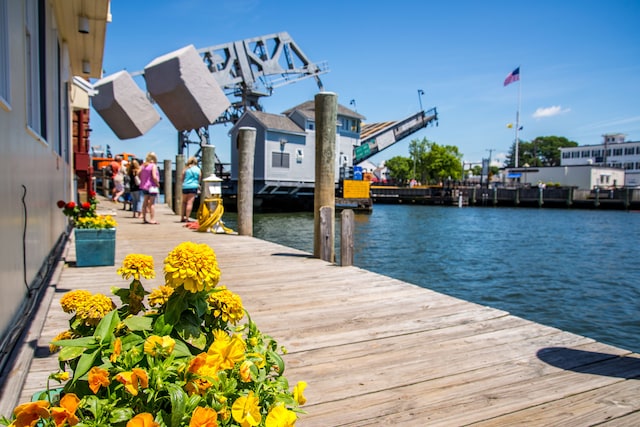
[152,314,174,336]
[58,345,87,362]
[72,348,100,381]
[94,310,120,345]
[110,407,135,424]
[171,339,193,358]
[267,350,285,376]
[167,383,187,427]
[165,292,188,325]
[123,315,153,331]
[51,336,98,348]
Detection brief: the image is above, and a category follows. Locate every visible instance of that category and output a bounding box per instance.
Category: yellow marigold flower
[207,286,244,324]
[189,406,219,427]
[144,335,175,357]
[116,368,149,396]
[147,285,174,307]
[88,366,110,394]
[75,294,115,326]
[231,391,261,427]
[12,400,50,427]
[110,337,122,363]
[239,360,253,382]
[49,330,74,353]
[50,393,80,427]
[246,352,266,369]
[293,381,307,405]
[49,371,70,382]
[127,413,159,427]
[60,290,92,313]
[118,254,155,280]
[164,242,220,293]
[265,404,297,427]
[207,330,246,371]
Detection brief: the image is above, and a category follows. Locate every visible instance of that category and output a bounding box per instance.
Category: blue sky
[89,0,640,167]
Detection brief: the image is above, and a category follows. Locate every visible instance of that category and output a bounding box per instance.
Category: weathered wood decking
[7,199,640,425]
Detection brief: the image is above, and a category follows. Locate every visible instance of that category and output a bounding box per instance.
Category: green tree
[505,136,578,167]
[420,140,463,183]
[384,156,413,184]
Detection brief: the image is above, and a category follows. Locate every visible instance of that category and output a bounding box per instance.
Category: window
[0,0,9,106]
[613,148,623,156]
[625,147,635,155]
[562,152,570,159]
[581,150,591,158]
[272,152,290,168]
[25,0,47,138]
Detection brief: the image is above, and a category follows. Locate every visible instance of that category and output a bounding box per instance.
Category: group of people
[109,153,201,225]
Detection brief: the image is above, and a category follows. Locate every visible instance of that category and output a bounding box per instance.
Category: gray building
[229,101,365,195]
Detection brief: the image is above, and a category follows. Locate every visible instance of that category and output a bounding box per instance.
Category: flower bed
[1,242,306,427]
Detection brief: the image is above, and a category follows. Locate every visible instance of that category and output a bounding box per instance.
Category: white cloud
[532,106,571,119]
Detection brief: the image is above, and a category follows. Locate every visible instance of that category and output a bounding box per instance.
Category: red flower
[88,190,96,198]
[81,202,91,210]
[65,202,76,210]
[57,200,66,209]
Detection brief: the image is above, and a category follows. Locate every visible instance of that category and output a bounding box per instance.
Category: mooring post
[174,155,184,216]
[163,159,173,209]
[238,127,256,236]
[313,92,337,262]
[340,209,354,266]
[201,144,216,178]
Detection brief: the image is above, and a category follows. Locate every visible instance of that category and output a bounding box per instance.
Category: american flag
[503,67,520,86]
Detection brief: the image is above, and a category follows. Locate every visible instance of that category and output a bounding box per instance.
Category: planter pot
[74,228,116,267]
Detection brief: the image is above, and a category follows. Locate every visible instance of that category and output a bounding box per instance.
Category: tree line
[383,136,578,185]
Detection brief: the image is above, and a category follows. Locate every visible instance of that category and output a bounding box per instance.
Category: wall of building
[0,0,72,347]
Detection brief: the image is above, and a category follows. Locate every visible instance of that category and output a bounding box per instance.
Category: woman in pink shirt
[138,152,160,224]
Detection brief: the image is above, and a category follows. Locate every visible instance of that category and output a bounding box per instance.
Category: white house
[504,165,625,189]
[559,133,640,187]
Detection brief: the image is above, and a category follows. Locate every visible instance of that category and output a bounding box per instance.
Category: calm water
[222,205,640,352]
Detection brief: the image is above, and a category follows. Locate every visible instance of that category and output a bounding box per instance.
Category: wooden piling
[237,127,256,236]
[340,209,354,266]
[174,155,184,216]
[313,92,337,262]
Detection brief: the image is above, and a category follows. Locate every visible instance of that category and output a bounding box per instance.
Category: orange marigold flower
[189,406,219,427]
[110,337,122,363]
[116,368,149,396]
[239,361,253,383]
[12,400,51,427]
[126,413,159,427]
[88,366,110,394]
[50,393,80,427]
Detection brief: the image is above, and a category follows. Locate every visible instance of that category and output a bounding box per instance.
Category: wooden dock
[5,198,640,425]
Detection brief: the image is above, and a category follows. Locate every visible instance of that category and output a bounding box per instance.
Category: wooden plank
[6,197,640,426]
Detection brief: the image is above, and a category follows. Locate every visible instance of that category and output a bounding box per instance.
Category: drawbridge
[354,107,438,164]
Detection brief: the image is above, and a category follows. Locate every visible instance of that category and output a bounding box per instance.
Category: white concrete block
[143,45,230,131]
[92,71,161,139]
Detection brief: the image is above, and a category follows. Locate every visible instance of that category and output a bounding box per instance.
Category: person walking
[138,152,160,224]
[110,155,124,202]
[181,156,201,222]
[128,159,143,218]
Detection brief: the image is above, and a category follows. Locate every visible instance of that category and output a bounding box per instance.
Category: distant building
[504,165,625,189]
[559,133,640,187]
[229,101,365,195]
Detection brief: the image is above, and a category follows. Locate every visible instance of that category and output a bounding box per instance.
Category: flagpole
[514,67,521,168]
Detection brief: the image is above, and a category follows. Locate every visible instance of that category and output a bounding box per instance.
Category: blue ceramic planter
[74,228,116,267]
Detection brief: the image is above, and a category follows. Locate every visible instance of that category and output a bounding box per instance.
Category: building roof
[247,111,305,134]
[282,100,366,120]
